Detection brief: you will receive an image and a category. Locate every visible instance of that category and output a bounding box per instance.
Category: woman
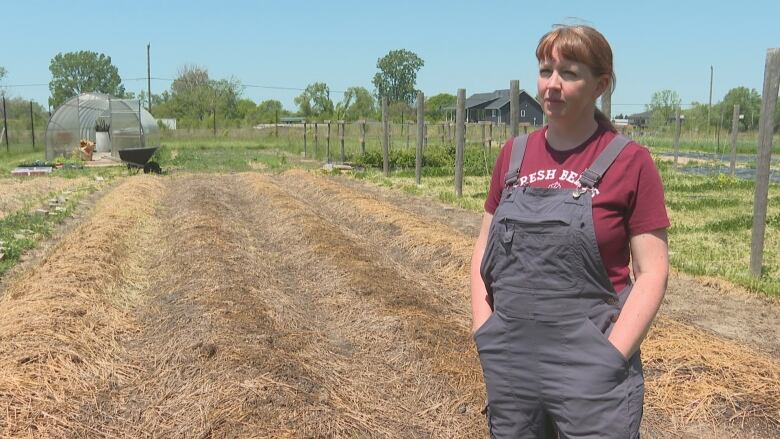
[470,25,669,438]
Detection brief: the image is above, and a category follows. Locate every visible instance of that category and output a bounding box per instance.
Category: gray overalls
[475,135,644,438]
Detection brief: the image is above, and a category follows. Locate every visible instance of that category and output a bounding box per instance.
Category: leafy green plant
[95,117,111,132]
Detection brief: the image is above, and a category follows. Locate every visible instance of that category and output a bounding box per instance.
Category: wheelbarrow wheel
[143,161,162,174]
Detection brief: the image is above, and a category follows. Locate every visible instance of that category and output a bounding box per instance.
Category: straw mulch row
[241,173,486,436]
[0,177,90,219]
[0,176,164,437]
[1,169,776,437]
[277,169,780,437]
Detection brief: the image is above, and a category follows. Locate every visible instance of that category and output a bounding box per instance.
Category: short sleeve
[484,138,514,214]
[626,146,670,236]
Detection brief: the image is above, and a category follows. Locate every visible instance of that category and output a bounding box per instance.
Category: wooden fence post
[481,122,486,149]
[730,104,740,176]
[455,89,466,197]
[360,120,366,155]
[326,120,332,163]
[314,123,319,159]
[2,96,8,152]
[415,91,424,185]
[303,122,307,158]
[488,122,493,152]
[382,97,389,177]
[510,80,520,137]
[749,48,780,277]
[339,120,345,162]
[30,101,36,150]
[673,108,682,167]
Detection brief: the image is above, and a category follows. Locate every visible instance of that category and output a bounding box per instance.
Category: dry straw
[0,176,164,437]
[279,169,780,434]
[0,169,776,437]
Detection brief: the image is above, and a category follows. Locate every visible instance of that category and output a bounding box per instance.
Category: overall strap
[504,135,529,186]
[578,134,631,189]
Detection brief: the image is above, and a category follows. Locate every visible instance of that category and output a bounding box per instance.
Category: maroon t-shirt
[485,126,670,293]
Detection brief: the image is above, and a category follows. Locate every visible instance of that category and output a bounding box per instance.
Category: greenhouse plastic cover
[45,93,160,160]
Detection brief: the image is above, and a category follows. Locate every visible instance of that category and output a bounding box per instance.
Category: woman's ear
[596,75,611,98]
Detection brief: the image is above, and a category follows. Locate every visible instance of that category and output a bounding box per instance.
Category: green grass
[0,184,96,276]
[353,158,780,297]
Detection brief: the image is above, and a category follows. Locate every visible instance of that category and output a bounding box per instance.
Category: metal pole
[138,100,145,147]
[382,97,389,176]
[455,89,466,197]
[415,91,424,185]
[510,80,520,137]
[749,48,780,277]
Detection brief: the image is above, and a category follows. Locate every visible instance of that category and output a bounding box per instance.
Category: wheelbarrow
[118,147,162,174]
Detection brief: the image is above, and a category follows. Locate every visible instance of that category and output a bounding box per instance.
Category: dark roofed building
[627,111,651,128]
[465,89,543,126]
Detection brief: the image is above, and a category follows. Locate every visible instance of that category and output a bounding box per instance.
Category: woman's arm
[608,229,669,358]
[471,213,494,333]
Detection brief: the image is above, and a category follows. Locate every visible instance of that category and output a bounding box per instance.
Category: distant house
[627,111,651,128]
[280,116,306,124]
[465,89,543,126]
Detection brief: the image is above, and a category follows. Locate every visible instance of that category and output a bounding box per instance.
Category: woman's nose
[547,71,562,89]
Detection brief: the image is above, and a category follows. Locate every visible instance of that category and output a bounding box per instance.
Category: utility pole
[708,65,713,129]
[147,43,152,113]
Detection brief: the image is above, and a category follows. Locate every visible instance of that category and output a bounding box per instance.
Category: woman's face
[537,47,608,124]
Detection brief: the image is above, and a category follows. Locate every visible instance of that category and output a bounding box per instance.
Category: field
[0,139,778,437]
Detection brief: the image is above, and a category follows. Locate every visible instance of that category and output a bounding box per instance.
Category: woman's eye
[539,68,552,76]
[561,70,576,78]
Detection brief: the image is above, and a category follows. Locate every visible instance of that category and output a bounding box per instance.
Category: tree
[336,86,375,121]
[236,98,258,122]
[646,89,681,127]
[256,99,284,123]
[48,51,125,108]
[152,65,243,127]
[426,93,456,121]
[717,86,761,131]
[372,49,424,105]
[682,102,711,134]
[294,82,333,119]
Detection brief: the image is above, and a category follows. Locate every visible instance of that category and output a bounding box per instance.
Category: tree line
[640,87,780,133]
[2,52,778,133]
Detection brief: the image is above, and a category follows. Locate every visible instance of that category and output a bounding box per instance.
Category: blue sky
[2,0,779,116]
